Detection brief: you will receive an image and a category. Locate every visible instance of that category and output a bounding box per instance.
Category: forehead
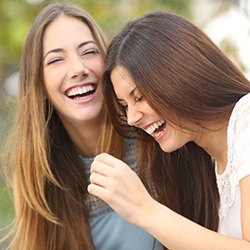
[43,15,94,49]
[111,66,137,97]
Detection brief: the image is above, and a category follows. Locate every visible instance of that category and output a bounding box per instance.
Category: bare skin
[88,65,250,249]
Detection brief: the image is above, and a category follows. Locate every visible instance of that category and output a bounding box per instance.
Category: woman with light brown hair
[88,10,250,250]
[1,2,162,250]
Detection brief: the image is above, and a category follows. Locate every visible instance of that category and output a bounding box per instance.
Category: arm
[88,153,250,250]
[241,175,250,240]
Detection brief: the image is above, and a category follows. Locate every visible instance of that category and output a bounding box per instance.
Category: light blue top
[81,139,163,250]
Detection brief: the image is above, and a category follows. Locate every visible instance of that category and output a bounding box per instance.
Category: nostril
[70,62,89,79]
[127,111,143,127]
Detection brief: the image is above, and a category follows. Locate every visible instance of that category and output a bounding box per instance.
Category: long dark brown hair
[102,10,250,248]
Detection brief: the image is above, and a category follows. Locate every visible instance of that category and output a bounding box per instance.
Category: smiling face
[111,66,197,153]
[43,15,104,126]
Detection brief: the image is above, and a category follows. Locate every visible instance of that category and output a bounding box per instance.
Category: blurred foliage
[0,0,194,126]
[0,0,38,88]
[0,0,193,92]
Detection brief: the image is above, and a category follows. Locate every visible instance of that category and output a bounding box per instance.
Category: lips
[145,120,165,135]
[65,84,96,100]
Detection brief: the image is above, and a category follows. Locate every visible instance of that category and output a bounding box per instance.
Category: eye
[47,58,63,65]
[135,96,143,102]
[82,49,99,56]
[121,104,128,112]
[116,101,128,121]
[117,100,128,113]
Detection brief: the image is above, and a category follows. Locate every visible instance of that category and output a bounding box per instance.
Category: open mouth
[145,120,166,136]
[66,84,96,100]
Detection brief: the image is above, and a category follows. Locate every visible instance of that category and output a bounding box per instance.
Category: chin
[159,143,179,153]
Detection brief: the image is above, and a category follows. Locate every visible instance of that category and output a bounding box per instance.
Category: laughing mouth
[145,120,166,135]
[66,84,96,99]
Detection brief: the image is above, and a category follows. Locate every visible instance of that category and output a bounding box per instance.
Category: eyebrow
[43,40,97,61]
[116,87,137,102]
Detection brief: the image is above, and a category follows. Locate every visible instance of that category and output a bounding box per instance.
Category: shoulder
[231,92,250,120]
[228,93,250,180]
[228,92,250,142]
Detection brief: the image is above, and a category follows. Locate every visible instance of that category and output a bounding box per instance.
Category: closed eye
[47,58,63,65]
[116,99,128,113]
[82,49,99,56]
[121,104,128,112]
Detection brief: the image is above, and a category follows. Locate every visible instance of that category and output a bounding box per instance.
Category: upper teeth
[145,120,165,135]
[67,85,95,97]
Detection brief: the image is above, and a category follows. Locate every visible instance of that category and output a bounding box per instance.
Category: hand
[88,153,154,225]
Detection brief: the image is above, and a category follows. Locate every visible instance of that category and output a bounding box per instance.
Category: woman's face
[43,16,104,125]
[110,66,197,152]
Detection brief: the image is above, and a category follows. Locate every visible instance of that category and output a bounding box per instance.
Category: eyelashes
[118,95,144,115]
[135,96,143,102]
[45,48,100,66]
[84,49,99,55]
[121,104,128,112]
[47,58,62,65]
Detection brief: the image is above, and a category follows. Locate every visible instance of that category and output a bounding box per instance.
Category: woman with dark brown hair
[88,10,250,250]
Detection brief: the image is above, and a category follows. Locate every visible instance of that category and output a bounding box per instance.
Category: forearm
[88,153,250,249]
[138,200,250,250]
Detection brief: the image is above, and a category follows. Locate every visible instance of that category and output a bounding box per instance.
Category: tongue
[155,124,164,133]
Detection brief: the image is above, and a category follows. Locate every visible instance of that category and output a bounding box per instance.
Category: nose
[70,56,89,79]
[126,105,143,127]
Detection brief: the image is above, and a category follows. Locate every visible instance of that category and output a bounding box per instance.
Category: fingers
[88,152,138,193]
[88,153,118,195]
[90,158,110,176]
[89,172,107,187]
[88,153,152,225]
[88,182,108,200]
[92,153,125,169]
[88,167,109,200]
[94,153,116,166]
[88,153,129,200]
[91,153,127,175]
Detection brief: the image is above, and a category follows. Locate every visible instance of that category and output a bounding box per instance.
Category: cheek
[146,103,156,114]
[43,66,64,93]
[89,57,104,79]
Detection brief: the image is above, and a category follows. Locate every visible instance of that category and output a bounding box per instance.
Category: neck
[195,120,228,174]
[61,117,102,158]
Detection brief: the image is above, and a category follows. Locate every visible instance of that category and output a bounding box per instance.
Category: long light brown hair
[1,2,123,249]
[102,10,250,249]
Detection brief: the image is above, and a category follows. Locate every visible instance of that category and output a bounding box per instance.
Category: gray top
[81,139,163,250]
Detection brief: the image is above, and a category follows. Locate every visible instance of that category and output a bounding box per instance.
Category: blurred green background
[0,0,249,248]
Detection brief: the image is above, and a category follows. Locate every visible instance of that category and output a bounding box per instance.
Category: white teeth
[67,85,95,97]
[145,120,165,135]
